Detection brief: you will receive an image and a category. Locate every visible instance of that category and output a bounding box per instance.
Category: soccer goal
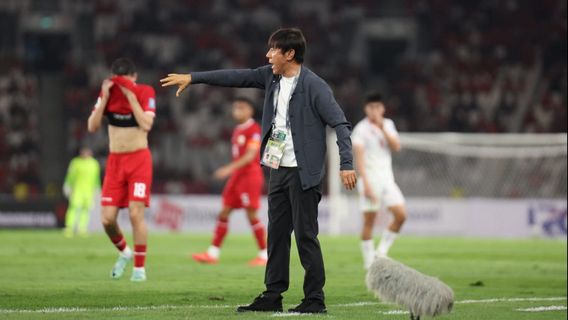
[326,132,567,234]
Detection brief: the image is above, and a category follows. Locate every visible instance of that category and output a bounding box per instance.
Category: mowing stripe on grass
[0,297,566,314]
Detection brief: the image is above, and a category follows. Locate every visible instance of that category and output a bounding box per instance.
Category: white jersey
[351,118,399,182]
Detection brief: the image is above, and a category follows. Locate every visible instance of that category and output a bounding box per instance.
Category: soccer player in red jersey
[87,58,156,281]
[192,97,267,266]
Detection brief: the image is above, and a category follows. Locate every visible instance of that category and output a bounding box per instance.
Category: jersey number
[133,183,146,198]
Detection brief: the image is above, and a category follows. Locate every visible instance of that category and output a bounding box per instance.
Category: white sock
[376,230,398,258]
[121,246,133,259]
[207,245,220,259]
[361,240,375,269]
[133,266,145,272]
[258,249,268,260]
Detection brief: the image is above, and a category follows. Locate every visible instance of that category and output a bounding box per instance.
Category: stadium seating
[0,0,565,194]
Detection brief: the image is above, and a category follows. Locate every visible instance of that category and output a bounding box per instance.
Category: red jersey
[134,84,156,115]
[231,119,262,177]
[93,76,156,118]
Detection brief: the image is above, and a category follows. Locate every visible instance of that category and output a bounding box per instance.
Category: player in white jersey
[352,92,407,269]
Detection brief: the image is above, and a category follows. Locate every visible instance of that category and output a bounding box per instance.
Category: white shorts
[357,178,405,212]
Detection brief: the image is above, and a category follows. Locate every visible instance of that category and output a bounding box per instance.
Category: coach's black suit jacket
[191,65,353,189]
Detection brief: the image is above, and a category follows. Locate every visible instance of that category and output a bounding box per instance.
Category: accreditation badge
[261,129,287,169]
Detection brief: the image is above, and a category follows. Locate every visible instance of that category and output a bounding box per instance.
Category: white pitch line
[381,310,409,315]
[0,304,229,314]
[0,297,565,314]
[457,297,567,304]
[272,313,331,317]
[517,306,567,312]
[334,302,378,307]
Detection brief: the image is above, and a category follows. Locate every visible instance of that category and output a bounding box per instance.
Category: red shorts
[222,172,263,209]
[101,148,152,208]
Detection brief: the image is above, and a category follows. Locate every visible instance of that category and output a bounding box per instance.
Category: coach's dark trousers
[263,167,325,302]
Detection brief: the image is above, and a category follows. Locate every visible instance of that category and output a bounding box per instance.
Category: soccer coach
[161,28,357,314]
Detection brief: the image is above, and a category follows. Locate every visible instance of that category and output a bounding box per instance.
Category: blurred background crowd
[0,0,565,197]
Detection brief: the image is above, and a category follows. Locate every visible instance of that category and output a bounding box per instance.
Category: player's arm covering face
[137,84,157,117]
[88,79,113,133]
[90,76,156,131]
[124,83,156,132]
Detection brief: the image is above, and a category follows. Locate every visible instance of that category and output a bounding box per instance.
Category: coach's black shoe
[288,299,327,314]
[236,293,283,312]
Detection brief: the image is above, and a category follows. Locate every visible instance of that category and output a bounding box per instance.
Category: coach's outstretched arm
[88,79,113,133]
[160,66,272,96]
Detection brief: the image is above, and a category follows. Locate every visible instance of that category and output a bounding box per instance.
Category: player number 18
[133,183,146,198]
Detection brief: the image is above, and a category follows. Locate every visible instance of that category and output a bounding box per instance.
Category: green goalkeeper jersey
[64,156,101,195]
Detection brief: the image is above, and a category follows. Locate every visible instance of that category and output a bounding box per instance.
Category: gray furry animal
[365,257,454,320]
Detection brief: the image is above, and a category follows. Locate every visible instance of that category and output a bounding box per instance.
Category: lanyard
[272,68,300,131]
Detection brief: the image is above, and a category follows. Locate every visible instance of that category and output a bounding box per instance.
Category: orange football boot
[191,252,219,264]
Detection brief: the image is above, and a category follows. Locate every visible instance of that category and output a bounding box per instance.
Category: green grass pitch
[0,230,566,319]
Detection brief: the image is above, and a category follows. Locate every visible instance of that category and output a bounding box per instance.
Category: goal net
[326,132,567,232]
[328,133,567,198]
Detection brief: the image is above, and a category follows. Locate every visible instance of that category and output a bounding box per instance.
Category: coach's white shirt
[274,75,298,167]
[351,118,399,181]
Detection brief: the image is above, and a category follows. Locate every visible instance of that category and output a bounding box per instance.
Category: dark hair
[268,28,306,63]
[234,96,256,112]
[365,92,383,105]
[111,58,136,76]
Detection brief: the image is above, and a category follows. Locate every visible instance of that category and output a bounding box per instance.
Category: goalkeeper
[63,147,101,237]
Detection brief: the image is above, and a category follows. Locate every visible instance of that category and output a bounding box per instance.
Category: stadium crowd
[0,0,565,195]
[0,66,40,195]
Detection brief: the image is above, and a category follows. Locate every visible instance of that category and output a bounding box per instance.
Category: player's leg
[246,207,268,266]
[243,174,267,266]
[376,204,406,258]
[77,194,93,237]
[388,204,407,232]
[63,196,79,238]
[101,205,122,240]
[77,206,90,237]
[124,149,152,281]
[361,210,378,269]
[193,174,239,264]
[192,206,233,264]
[100,152,133,278]
[376,183,406,258]
[102,205,133,279]
[358,178,380,269]
[128,200,147,281]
